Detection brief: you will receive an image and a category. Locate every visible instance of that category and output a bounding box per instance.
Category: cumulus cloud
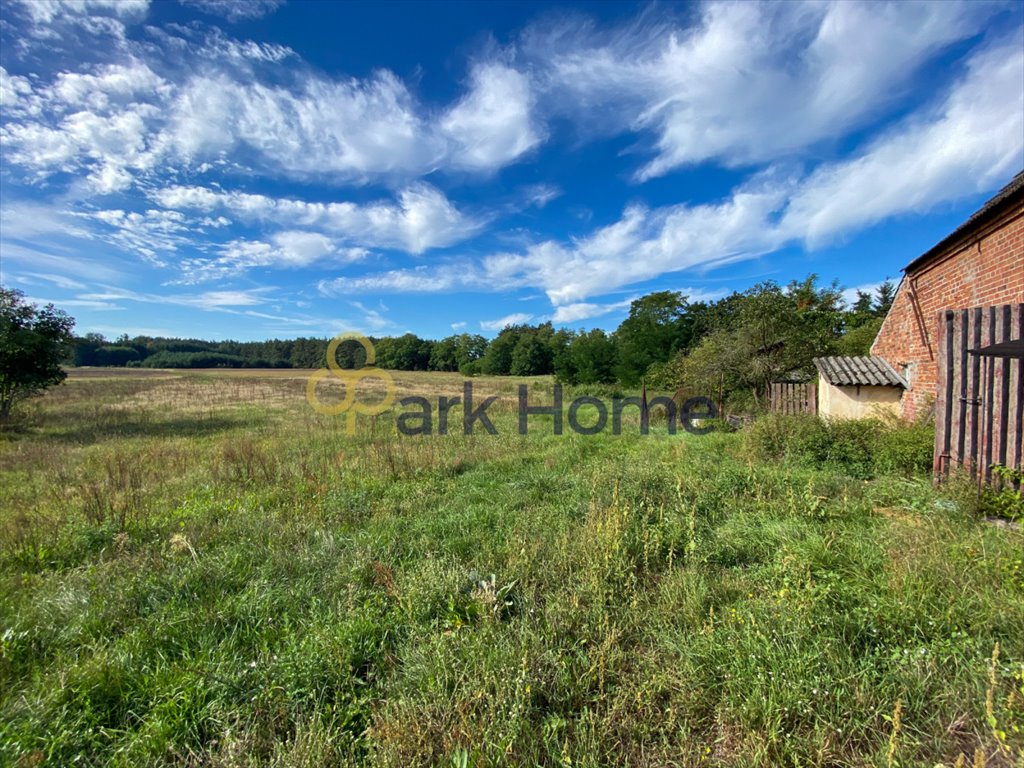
[0,67,37,116]
[0,59,169,192]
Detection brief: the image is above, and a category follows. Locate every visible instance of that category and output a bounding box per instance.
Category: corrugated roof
[813,356,908,388]
[903,169,1024,274]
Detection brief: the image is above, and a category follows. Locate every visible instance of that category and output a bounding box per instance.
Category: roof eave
[902,170,1024,275]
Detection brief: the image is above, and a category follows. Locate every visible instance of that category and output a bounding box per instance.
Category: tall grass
[0,371,1020,766]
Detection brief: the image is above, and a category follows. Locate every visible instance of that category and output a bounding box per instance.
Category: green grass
[0,370,1021,767]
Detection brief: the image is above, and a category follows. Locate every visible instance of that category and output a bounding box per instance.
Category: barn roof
[813,355,908,388]
[903,169,1024,274]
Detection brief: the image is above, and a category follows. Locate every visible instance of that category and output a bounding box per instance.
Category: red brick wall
[871,206,1024,420]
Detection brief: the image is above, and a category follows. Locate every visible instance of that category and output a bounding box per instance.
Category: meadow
[0,369,1021,767]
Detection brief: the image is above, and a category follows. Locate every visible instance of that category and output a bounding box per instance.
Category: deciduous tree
[0,288,75,422]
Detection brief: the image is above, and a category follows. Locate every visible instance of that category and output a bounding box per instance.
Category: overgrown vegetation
[981,466,1024,522]
[744,413,935,478]
[0,369,1020,766]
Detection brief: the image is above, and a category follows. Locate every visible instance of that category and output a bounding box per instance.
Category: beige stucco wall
[817,378,903,420]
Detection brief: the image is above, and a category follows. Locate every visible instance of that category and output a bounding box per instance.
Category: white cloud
[83,208,198,264]
[269,231,345,265]
[179,0,284,22]
[0,242,127,282]
[318,264,478,296]
[450,321,467,330]
[1,59,167,192]
[550,298,634,323]
[175,231,366,283]
[779,35,1024,247]
[480,312,534,331]
[80,286,272,309]
[442,63,542,171]
[0,201,95,241]
[0,67,37,116]
[16,0,149,24]
[153,183,483,254]
[1,0,1020,319]
[332,34,1022,308]
[51,60,168,109]
[11,0,149,45]
[840,282,883,309]
[159,71,444,181]
[181,290,269,308]
[25,295,123,310]
[1,48,539,195]
[20,273,88,290]
[349,300,393,332]
[480,180,789,305]
[533,0,1003,180]
[520,183,561,209]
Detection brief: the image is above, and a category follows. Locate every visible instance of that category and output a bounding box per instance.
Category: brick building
[871,170,1024,420]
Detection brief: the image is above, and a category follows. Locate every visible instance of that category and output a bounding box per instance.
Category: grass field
[1,368,1022,767]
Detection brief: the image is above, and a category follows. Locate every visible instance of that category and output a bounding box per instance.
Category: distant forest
[70,275,894,406]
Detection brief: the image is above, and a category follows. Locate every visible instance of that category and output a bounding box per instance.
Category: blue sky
[1,0,1021,342]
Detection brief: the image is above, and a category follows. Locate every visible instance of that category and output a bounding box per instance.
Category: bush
[872,418,934,475]
[980,466,1024,521]
[744,414,824,463]
[744,414,934,478]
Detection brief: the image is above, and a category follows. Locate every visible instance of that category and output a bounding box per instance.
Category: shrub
[980,466,1024,521]
[744,414,934,478]
[872,418,934,475]
[813,418,877,478]
[744,414,824,463]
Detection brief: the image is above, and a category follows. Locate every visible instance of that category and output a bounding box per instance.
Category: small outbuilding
[813,355,908,419]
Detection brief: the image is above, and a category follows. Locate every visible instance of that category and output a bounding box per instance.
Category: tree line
[67,275,894,407]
